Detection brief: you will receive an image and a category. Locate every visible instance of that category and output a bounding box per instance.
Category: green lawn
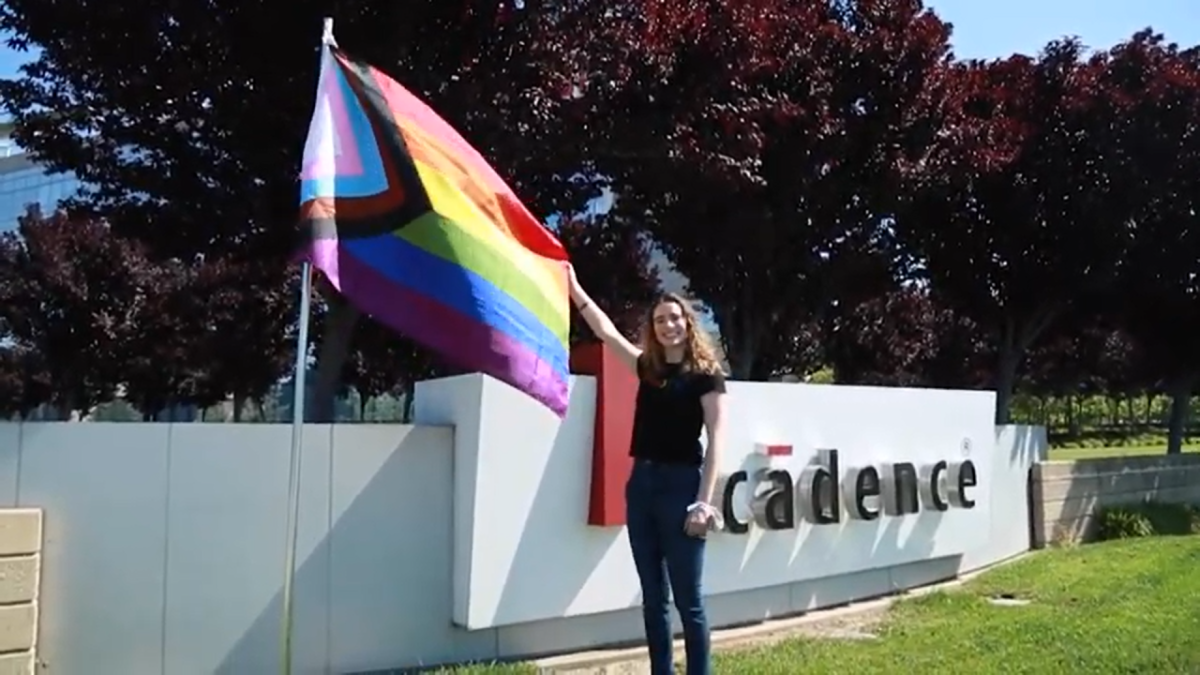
[1047,428,1199,460]
[1049,444,1198,461]
[442,536,1200,674]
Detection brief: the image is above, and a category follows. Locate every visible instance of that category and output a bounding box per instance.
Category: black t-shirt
[629,356,727,465]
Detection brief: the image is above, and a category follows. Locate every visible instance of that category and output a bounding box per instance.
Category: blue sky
[0,1,1197,80]
[928,0,1199,59]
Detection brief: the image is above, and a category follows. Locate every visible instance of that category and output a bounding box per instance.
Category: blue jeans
[625,460,711,675]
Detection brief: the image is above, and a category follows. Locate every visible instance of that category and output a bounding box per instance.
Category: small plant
[1095,501,1200,541]
[1096,508,1154,540]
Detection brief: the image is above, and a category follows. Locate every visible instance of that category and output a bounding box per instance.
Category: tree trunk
[1068,394,1081,438]
[1165,377,1195,455]
[726,309,761,380]
[401,381,416,423]
[993,305,1058,426]
[993,348,1021,425]
[232,392,246,422]
[729,341,757,380]
[310,298,360,422]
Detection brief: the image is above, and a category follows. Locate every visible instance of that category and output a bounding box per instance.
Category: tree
[341,315,438,422]
[753,317,825,381]
[1,0,599,421]
[0,207,151,418]
[0,345,51,420]
[826,286,991,389]
[1099,31,1200,454]
[896,41,1126,423]
[1017,313,1117,435]
[557,214,661,345]
[191,262,299,420]
[119,258,207,420]
[828,287,943,387]
[560,0,956,378]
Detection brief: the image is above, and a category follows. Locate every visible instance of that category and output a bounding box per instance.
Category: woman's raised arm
[566,265,642,373]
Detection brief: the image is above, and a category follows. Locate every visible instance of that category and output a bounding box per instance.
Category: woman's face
[652,301,689,348]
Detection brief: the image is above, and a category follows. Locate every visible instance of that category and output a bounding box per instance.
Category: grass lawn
[1049,444,1198,461]
[1047,428,1199,460]
[443,536,1200,674]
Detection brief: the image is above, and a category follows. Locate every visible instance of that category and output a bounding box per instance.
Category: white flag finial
[321,18,337,47]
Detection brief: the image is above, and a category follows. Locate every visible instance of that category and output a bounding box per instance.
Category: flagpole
[280,260,313,675]
[279,19,335,675]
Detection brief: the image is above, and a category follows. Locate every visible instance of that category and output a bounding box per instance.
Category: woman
[567,266,727,675]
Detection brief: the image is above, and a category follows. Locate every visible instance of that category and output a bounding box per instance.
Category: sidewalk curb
[531,552,1034,673]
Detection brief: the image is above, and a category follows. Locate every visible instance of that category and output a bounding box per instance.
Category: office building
[0,121,82,232]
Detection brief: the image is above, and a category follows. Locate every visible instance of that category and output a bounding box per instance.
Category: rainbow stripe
[299,46,570,416]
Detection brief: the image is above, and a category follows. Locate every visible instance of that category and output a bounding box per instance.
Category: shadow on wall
[214,425,497,674]
[491,426,949,659]
[1007,425,1047,466]
[1,422,498,675]
[1030,447,1200,548]
[0,419,1046,674]
[492,382,627,644]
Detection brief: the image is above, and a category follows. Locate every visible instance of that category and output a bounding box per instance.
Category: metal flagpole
[279,19,334,675]
[280,259,313,675]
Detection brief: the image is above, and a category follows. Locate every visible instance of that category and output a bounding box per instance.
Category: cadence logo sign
[718,446,978,533]
[569,342,980,529]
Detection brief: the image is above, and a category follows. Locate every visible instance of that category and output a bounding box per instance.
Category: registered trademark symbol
[961,438,972,457]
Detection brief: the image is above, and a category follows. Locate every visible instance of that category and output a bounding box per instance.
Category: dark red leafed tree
[1019,314,1111,401]
[828,287,942,387]
[557,214,662,345]
[557,0,956,379]
[1100,31,1200,454]
[754,318,825,381]
[0,349,19,419]
[921,308,994,391]
[895,41,1126,423]
[0,0,599,421]
[119,258,207,419]
[826,286,992,389]
[0,345,51,420]
[193,262,298,420]
[0,207,152,418]
[119,256,296,421]
[341,314,440,421]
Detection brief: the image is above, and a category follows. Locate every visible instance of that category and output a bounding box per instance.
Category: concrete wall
[416,373,1032,630]
[0,509,41,675]
[0,416,1043,674]
[1030,453,1200,547]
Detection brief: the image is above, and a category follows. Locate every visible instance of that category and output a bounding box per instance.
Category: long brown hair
[637,292,725,380]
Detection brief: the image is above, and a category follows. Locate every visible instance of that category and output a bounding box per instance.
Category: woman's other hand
[684,506,711,538]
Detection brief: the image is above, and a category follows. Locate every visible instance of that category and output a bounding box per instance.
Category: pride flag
[299,43,571,416]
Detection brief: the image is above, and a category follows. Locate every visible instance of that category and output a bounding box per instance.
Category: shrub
[1095,501,1200,541]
